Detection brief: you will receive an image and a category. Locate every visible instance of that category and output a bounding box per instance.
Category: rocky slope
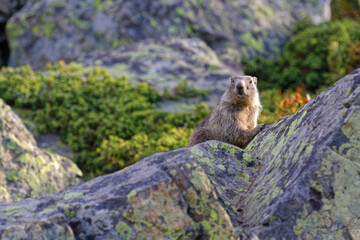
[0,99,82,203]
[0,141,250,239]
[0,69,359,239]
[7,0,330,70]
[239,68,360,239]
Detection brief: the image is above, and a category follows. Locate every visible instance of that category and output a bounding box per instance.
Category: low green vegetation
[242,19,360,92]
[0,62,210,178]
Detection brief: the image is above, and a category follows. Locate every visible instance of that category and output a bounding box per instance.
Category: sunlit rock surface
[0,99,82,203]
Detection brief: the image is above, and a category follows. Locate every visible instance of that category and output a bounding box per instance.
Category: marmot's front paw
[258,123,267,130]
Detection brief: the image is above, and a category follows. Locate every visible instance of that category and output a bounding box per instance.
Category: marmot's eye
[231,78,234,83]
[249,80,253,84]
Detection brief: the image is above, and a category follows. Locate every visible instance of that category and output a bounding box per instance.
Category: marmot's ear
[253,77,257,85]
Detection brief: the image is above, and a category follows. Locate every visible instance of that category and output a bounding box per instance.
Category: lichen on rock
[238,69,360,239]
[1,69,360,239]
[6,0,330,70]
[0,98,82,202]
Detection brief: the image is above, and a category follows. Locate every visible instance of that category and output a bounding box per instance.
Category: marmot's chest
[234,108,256,129]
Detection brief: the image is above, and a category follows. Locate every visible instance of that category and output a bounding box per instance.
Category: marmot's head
[222,75,260,107]
[231,75,258,96]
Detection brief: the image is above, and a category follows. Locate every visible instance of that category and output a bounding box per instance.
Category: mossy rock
[0,141,242,239]
[238,68,360,239]
[0,98,82,202]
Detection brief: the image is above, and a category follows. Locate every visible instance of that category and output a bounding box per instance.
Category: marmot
[189,75,265,148]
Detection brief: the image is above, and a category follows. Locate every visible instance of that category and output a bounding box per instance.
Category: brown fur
[189,75,265,148]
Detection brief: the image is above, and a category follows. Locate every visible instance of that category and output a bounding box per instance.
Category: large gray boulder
[80,37,235,109]
[0,141,254,239]
[237,68,360,239]
[0,99,82,203]
[6,0,330,70]
[1,68,359,239]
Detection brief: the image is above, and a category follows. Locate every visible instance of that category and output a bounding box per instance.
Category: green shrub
[258,86,313,124]
[331,0,360,22]
[0,61,210,178]
[242,19,360,92]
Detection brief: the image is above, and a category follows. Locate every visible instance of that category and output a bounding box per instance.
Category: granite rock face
[1,69,359,239]
[0,99,82,203]
[7,0,330,70]
[239,68,360,239]
[0,141,255,239]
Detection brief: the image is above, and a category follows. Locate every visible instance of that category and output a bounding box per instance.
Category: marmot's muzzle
[236,84,245,95]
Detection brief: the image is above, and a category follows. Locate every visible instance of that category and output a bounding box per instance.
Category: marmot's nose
[236,84,244,91]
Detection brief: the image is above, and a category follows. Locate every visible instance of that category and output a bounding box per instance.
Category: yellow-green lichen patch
[191,146,215,174]
[38,207,57,215]
[19,153,34,164]
[217,164,225,170]
[93,0,114,12]
[64,192,83,200]
[6,170,19,182]
[0,187,10,202]
[18,168,41,192]
[242,152,256,163]
[58,204,75,219]
[235,173,250,182]
[210,209,218,221]
[184,166,235,238]
[189,167,212,195]
[6,20,26,48]
[208,141,219,150]
[291,142,313,165]
[293,218,309,235]
[115,221,133,240]
[167,154,181,162]
[221,143,238,155]
[123,181,195,239]
[199,201,234,239]
[127,190,137,200]
[170,169,177,176]
[69,161,83,177]
[0,204,33,218]
[288,110,307,137]
[8,132,34,152]
[337,110,360,162]
[292,148,360,238]
[345,87,351,97]
[271,187,283,199]
[40,164,53,176]
[184,187,198,208]
[36,155,46,167]
[191,146,204,158]
[0,206,22,214]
